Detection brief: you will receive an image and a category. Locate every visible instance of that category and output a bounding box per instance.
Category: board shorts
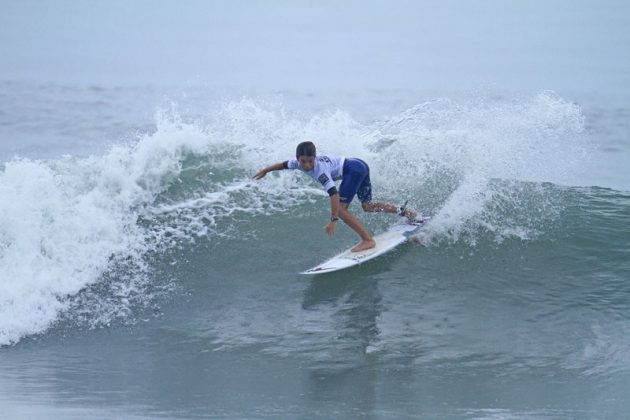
[339,158,372,204]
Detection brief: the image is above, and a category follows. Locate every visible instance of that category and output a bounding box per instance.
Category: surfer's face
[298,155,315,171]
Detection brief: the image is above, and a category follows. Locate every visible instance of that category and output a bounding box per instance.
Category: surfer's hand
[325,221,337,236]
[253,169,267,180]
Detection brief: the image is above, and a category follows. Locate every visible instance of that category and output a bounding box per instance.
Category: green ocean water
[1,84,629,418]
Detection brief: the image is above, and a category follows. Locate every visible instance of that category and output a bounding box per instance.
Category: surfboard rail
[300,217,429,275]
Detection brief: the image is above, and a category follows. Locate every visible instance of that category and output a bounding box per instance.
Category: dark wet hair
[296,141,316,159]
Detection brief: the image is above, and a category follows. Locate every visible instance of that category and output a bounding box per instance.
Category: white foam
[367,92,587,244]
[0,92,588,345]
[0,100,347,345]
[0,110,215,345]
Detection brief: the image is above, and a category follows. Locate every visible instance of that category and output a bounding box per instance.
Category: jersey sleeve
[317,172,336,192]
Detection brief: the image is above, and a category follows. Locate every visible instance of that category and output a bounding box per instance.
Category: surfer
[254,141,416,252]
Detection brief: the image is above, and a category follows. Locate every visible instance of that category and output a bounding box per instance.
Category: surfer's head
[296,141,316,171]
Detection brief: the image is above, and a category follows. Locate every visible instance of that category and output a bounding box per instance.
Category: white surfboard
[301,217,429,275]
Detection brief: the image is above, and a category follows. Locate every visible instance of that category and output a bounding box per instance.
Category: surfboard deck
[300,217,429,275]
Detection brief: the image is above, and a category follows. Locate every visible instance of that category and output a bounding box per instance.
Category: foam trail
[0,111,214,345]
[0,91,588,345]
[366,92,586,243]
[0,101,338,345]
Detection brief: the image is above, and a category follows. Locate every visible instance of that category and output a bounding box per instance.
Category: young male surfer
[253,141,416,252]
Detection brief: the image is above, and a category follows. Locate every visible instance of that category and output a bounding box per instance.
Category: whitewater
[0,89,589,345]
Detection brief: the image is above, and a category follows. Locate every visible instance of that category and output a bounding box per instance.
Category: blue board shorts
[339,158,372,204]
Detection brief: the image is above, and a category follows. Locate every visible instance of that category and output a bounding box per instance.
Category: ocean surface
[1,81,629,419]
[2,1,630,418]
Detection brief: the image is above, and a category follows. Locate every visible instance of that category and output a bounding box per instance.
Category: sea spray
[366,92,586,244]
[0,91,589,345]
[0,112,211,345]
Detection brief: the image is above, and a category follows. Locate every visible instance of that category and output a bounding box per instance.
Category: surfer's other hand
[325,221,337,236]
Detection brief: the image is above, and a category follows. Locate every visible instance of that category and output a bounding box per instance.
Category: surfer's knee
[361,201,373,212]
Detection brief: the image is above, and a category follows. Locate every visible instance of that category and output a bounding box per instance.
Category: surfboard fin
[407,217,428,226]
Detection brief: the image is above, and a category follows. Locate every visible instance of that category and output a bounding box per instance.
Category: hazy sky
[1,0,629,93]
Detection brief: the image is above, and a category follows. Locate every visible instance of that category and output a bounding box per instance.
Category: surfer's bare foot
[403,209,417,220]
[352,239,376,252]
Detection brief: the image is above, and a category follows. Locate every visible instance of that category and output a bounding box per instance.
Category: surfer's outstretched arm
[253,162,285,180]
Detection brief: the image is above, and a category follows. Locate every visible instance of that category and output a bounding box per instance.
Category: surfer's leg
[338,203,376,252]
[361,201,417,219]
[361,201,397,213]
[354,167,416,219]
[338,160,375,251]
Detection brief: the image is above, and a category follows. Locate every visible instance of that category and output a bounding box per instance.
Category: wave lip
[0,112,213,346]
[0,91,597,345]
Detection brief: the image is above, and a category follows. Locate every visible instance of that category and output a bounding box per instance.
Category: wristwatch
[330,216,339,222]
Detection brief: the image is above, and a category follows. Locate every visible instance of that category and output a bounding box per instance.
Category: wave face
[2,91,621,346]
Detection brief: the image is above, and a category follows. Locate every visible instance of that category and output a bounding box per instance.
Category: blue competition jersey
[286,156,345,192]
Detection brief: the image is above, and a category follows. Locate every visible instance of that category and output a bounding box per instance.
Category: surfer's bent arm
[253,162,286,180]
